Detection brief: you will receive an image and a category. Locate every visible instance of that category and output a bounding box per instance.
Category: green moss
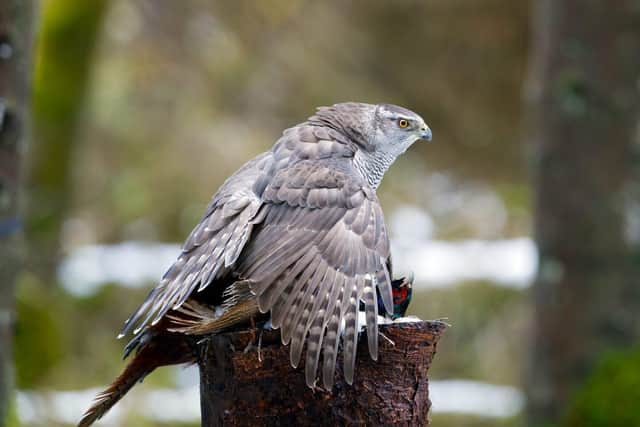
[13,275,66,389]
[3,393,21,427]
[430,413,523,427]
[12,275,165,391]
[561,347,640,427]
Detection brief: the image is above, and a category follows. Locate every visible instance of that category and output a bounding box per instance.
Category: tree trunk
[525,0,640,424]
[0,0,33,423]
[27,0,109,278]
[198,321,446,426]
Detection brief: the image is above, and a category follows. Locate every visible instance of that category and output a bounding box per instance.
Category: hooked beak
[419,124,432,142]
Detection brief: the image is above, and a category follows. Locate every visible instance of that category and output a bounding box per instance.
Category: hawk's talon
[257,328,263,362]
[379,331,395,347]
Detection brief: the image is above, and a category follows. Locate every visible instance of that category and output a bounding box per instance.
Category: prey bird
[78,102,431,427]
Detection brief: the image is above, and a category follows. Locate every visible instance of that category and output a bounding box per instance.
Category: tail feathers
[77,356,153,427]
[78,331,196,427]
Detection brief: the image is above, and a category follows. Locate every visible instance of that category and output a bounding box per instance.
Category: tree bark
[525,0,640,424]
[0,0,33,423]
[198,321,446,427]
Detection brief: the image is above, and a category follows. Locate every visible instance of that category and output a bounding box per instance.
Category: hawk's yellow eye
[398,119,409,128]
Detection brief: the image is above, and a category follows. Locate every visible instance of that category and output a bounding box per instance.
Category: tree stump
[198,320,446,426]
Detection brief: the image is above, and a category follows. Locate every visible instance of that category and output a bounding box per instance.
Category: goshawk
[79,102,431,427]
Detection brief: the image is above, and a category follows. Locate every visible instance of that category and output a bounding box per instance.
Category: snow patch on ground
[391,237,537,289]
[17,377,524,424]
[430,379,524,418]
[58,238,537,296]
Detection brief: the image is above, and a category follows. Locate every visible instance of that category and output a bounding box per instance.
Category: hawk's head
[311,102,431,155]
[370,103,431,154]
[308,102,431,188]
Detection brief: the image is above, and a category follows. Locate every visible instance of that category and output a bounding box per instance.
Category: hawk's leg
[242,316,266,362]
[242,316,257,353]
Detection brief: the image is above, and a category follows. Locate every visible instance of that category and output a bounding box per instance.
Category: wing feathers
[119,145,393,390]
[239,170,391,387]
[120,178,263,337]
[342,278,361,385]
[289,265,328,367]
[272,253,321,331]
[377,262,393,314]
[363,276,379,359]
[321,285,344,389]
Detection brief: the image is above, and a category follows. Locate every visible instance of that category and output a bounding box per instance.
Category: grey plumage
[120,102,431,389]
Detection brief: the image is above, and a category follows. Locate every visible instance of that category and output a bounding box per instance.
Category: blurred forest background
[1,0,639,426]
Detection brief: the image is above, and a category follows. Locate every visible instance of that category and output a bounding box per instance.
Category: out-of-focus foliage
[562,347,640,427]
[72,0,530,246]
[9,0,637,425]
[411,283,527,384]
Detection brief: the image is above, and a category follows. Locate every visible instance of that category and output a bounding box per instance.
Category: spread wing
[119,123,393,389]
[119,153,273,337]
[236,159,393,389]
[118,124,353,338]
